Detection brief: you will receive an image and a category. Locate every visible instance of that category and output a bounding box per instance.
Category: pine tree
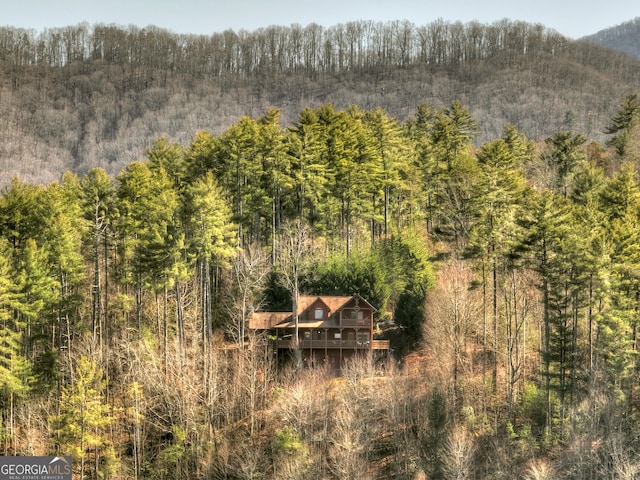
[363,107,415,237]
[80,168,115,346]
[596,164,640,408]
[519,192,591,436]
[410,101,479,240]
[13,239,59,389]
[41,178,87,370]
[257,109,294,262]
[605,93,640,159]
[288,106,331,228]
[213,116,268,246]
[145,136,186,188]
[181,173,236,345]
[469,137,529,400]
[50,356,115,480]
[0,243,31,454]
[542,131,586,198]
[116,162,183,346]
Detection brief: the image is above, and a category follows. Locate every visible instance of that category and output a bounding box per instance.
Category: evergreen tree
[41,177,87,368]
[323,105,379,254]
[145,137,186,188]
[468,137,529,398]
[430,99,479,172]
[605,93,640,159]
[599,162,640,221]
[80,168,115,346]
[14,239,59,390]
[0,243,31,454]
[363,107,414,237]
[596,164,640,407]
[51,356,115,480]
[257,109,294,262]
[213,116,268,246]
[542,131,586,198]
[411,100,479,241]
[519,192,591,436]
[116,162,182,345]
[181,173,236,343]
[288,106,331,228]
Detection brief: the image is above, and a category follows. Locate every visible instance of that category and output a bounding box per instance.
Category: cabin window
[334,332,341,340]
[314,307,324,320]
[350,310,364,320]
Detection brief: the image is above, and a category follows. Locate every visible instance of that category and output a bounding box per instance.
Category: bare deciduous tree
[277,219,312,369]
[442,426,476,480]
[424,260,481,411]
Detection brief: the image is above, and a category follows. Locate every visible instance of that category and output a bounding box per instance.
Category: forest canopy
[2,83,640,477]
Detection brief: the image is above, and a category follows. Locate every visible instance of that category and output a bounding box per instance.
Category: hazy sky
[2,0,638,39]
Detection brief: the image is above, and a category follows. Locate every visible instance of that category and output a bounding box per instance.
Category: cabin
[248,294,390,369]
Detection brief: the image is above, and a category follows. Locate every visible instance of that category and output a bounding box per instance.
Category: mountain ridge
[0,19,639,187]
[582,16,640,58]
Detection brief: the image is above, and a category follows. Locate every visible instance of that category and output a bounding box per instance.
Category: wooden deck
[277,339,390,350]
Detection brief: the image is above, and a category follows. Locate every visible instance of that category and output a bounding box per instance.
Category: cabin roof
[248,312,290,330]
[249,294,377,330]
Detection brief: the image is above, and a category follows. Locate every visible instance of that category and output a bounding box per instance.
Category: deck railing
[277,338,389,350]
[339,318,370,327]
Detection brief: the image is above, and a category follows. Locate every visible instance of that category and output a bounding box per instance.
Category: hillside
[1,19,639,187]
[5,18,640,479]
[582,17,640,58]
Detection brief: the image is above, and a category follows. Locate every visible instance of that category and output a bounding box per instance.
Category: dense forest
[3,83,640,478]
[4,17,640,480]
[1,19,640,187]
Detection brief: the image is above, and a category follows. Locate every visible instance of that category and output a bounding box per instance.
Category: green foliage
[50,356,115,476]
[272,426,310,479]
[304,229,433,340]
[181,172,237,265]
[605,93,640,157]
[382,231,434,340]
[394,281,428,344]
[542,131,586,197]
[145,137,186,187]
[7,91,640,477]
[272,425,309,458]
[0,244,32,402]
[262,270,293,312]
[518,383,548,430]
[154,425,189,479]
[305,249,390,312]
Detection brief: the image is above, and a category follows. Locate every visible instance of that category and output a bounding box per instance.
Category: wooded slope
[1,19,639,186]
[1,89,640,477]
[583,16,640,58]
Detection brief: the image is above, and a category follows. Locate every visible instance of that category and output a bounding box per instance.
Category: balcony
[276,338,389,350]
[339,318,370,327]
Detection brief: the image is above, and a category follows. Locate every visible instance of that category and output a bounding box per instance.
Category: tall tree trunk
[92,220,101,344]
[175,277,184,346]
[492,251,498,395]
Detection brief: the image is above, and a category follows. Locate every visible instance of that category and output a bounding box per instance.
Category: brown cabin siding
[249,294,388,369]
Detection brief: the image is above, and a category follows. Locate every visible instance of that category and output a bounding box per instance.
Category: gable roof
[249,294,377,330]
[298,295,350,315]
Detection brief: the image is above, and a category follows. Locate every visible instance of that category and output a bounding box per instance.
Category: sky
[2,0,638,39]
